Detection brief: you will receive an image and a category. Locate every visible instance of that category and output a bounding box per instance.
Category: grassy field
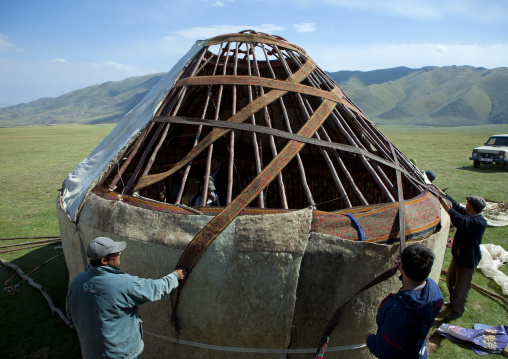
[0,123,507,358]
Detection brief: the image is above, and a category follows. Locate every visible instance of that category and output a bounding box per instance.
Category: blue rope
[347,213,364,241]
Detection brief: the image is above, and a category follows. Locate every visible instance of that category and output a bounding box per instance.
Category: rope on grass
[0,235,61,240]
[440,269,508,306]
[0,256,73,328]
[0,238,61,249]
[0,239,61,253]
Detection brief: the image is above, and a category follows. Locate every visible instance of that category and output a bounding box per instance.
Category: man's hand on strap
[174,269,187,281]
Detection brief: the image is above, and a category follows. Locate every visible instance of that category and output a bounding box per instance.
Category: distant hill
[328,66,508,126]
[0,74,165,127]
[1,66,507,127]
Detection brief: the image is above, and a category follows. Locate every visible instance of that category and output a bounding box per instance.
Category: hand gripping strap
[170,90,338,337]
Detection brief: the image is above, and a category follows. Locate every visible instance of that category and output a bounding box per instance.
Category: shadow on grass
[0,244,81,359]
[456,165,508,173]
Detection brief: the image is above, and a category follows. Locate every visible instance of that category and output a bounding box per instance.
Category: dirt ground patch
[427,331,443,355]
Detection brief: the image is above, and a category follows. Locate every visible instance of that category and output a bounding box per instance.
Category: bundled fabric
[438,323,508,355]
[478,244,508,295]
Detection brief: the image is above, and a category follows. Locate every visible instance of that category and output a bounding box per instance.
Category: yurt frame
[96,30,429,220]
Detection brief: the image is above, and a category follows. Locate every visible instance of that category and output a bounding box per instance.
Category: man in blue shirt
[365,244,444,358]
[438,192,487,320]
[66,237,186,359]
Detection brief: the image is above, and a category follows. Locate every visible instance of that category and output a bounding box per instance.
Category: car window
[486,137,508,146]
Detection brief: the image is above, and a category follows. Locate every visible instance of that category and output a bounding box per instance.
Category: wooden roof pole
[142,50,208,184]
[264,45,315,207]
[142,123,170,178]
[122,123,165,195]
[157,49,206,118]
[339,114,398,199]
[106,61,196,191]
[251,43,289,209]
[225,42,240,206]
[348,111,425,192]
[246,43,265,208]
[318,126,369,206]
[283,51,362,207]
[339,111,400,199]
[201,43,229,206]
[361,119,427,190]
[332,107,396,202]
[310,72,397,200]
[297,61,395,202]
[284,51,369,206]
[104,122,154,191]
[281,48,356,207]
[176,46,218,205]
[299,92,353,208]
[358,116,427,192]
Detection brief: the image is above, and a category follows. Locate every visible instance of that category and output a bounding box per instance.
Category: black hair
[401,244,434,282]
[89,254,111,267]
[470,202,483,214]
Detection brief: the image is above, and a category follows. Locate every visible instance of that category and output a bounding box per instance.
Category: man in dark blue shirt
[438,191,487,320]
[365,244,444,358]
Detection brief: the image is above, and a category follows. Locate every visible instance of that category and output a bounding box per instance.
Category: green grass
[1,123,507,358]
[0,124,114,359]
[0,124,115,238]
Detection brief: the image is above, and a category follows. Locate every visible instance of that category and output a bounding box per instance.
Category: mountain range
[0,65,507,127]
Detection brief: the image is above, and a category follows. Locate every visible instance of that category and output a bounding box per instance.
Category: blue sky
[1,0,507,107]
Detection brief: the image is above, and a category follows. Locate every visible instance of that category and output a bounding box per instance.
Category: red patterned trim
[433,299,444,311]
[92,187,194,214]
[93,187,440,244]
[312,192,440,242]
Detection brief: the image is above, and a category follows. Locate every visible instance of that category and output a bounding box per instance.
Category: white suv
[470,134,508,171]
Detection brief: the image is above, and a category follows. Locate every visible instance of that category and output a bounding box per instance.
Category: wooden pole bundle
[98,30,429,212]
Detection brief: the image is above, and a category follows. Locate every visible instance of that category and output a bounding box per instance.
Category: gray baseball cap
[466,195,486,213]
[86,237,127,260]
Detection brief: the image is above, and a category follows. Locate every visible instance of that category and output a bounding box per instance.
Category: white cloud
[436,46,448,54]
[175,24,286,39]
[291,0,508,21]
[212,1,224,6]
[293,23,317,33]
[52,58,68,63]
[305,42,508,71]
[101,61,134,72]
[0,33,21,53]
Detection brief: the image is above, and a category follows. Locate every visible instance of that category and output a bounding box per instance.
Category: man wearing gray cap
[438,191,487,321]
[66,236,186,359]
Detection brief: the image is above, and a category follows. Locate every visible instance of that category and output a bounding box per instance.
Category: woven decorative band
[174,75,361,115]
[134,58,317,191]
[176,93,339,278]
[154,115,404,172]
